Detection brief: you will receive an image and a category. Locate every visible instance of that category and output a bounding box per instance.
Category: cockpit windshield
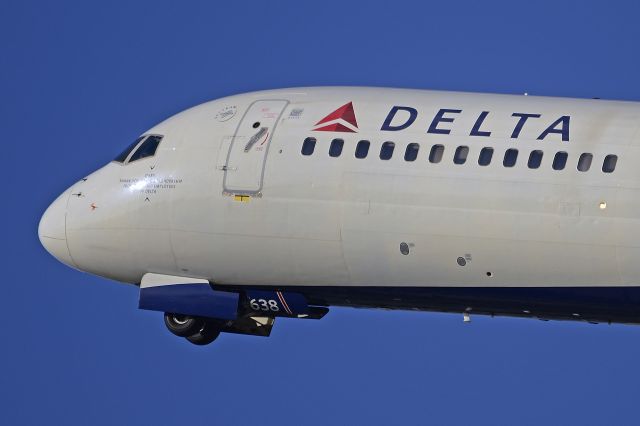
[113,136,144,163]
[129,135,163,162]
[113,135,163,164]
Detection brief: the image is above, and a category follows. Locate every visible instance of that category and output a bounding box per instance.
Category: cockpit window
[113,136,144,163]
[129,135,163,162]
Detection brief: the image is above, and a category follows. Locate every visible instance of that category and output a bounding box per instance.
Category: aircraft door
[223,99,288,194]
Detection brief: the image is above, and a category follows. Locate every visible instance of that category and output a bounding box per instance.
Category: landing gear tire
[186,321,221,346]
[164,313,204,337]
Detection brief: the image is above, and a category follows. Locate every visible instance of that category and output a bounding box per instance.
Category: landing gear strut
[164,313,221,345]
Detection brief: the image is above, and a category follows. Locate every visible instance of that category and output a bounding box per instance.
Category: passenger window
[301,137,316,156]
[577,153,593,172]
[503,149,518,167]
[380,142,395,160]
[552,151,568,170]
[329,138,344,157]
[453,146,469,165]
[404,143,419,161]
[603,155,618,173]
[478,147,494,166]
[113,136,144,163]
[129,135,163,162]
[429,145,444,163]
[355,140,370,159]
[528,150,543,169]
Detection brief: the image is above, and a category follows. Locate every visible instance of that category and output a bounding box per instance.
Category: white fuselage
[39,87,640,322]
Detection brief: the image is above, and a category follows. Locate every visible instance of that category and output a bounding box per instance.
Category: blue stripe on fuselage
[216,285,640,325]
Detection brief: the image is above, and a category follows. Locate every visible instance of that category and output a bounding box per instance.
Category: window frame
[528,150,544,169]
[113,136,146,164]
[329,138,344,157]
[113,134,164,165]
[453,146,469,165]
[355,140,370,159]
[380,141,395,160]
[602,154,618,173]
[301,137,317,156]
[478,147,494,166]
[429,144,445,164]
[552,151,568,171]
[577,153,593,172]
[503,148,518,168]
[128,135,164,163]
[404,143,420,162]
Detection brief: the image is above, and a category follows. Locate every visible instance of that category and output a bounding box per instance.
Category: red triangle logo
[313,102,358,132]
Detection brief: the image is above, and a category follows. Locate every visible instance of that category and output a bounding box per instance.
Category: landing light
[599,201,607,210]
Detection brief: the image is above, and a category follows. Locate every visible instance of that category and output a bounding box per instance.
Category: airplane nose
[39,190,77,268]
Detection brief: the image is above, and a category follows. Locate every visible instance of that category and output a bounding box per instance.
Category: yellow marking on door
[234,195,251,202]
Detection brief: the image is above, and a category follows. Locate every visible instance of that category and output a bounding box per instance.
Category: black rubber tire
[164,313,204,337]
[186,321,221,346]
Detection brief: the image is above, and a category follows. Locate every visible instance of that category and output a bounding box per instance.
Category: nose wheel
[164,313,221,345]
[186,322,221,345]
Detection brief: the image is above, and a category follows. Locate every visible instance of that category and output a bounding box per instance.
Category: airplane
[38,87,640,345]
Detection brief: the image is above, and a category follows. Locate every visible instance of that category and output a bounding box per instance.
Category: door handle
[243,127,268,152]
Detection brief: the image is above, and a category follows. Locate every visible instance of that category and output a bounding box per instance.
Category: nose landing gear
[186,323,221,345]
[164,313,221,345]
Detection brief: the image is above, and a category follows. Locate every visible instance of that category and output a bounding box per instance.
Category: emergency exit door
[223,99,288,194]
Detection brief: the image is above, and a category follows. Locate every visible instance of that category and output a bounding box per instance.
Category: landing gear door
[223,99,289,195]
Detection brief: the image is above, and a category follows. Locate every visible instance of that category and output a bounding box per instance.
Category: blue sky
[3,1,640,425]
